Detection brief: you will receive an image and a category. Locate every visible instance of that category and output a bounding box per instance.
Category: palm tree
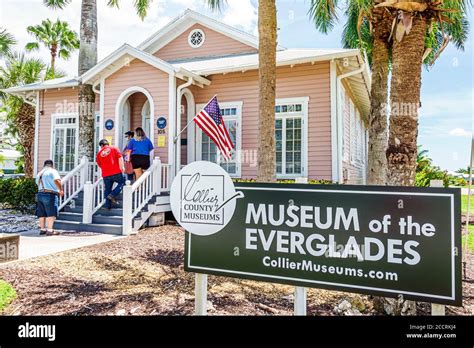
[0,28,16,58]
[208,0,277,182]
[26,18,80,77]
[44,0,152,160]
[379,0,470,186]
[0,54,46,177]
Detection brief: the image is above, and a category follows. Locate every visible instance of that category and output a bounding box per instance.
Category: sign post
[195,273,208,315]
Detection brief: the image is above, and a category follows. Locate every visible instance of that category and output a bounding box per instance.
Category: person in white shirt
[35,159,63,235]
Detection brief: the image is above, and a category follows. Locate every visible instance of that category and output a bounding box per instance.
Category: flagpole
[173,94,218,144]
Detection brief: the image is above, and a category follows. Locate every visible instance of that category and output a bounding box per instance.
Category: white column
[122,180,133,235]
[80,156,89,187]
[195,273,208,315]
[82,181,93,224]
[153,157,161,195]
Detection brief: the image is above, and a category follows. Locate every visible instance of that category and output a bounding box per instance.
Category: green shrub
[0,177,37,211]
[0,280,16,312]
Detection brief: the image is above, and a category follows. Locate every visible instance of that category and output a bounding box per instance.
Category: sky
[0,0,472,171]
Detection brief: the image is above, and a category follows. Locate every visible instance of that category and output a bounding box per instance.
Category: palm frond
[0,28,16,57]
[207,0,227,11]
[308,0,341,34]
[43,0,71,9]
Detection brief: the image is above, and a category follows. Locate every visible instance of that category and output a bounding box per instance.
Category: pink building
[4,10,371,235]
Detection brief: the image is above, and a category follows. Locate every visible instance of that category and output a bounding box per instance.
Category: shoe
[107,195,118,205]
[40,229,47,235]
[46,229,60,236]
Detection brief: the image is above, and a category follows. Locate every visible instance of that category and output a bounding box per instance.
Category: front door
[119,100,130,150]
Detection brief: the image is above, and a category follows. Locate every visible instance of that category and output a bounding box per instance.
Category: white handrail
[92,177,105,215]
[59,156,88,210]
[123,157,162,235]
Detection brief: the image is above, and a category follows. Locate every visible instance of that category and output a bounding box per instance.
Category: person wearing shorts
[126,127,154,180]
[35,160,64,235]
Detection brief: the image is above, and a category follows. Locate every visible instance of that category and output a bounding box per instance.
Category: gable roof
[81,44,210,87]
[137,9,284,54]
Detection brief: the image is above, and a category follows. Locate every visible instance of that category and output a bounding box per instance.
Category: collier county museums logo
[170,161,244,236]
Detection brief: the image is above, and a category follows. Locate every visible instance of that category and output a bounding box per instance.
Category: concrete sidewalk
[14,230,124,261]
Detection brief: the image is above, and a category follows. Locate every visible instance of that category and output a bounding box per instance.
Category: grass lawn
[463,225,474,254]
[0,280,16,311]
[461,195,474,215]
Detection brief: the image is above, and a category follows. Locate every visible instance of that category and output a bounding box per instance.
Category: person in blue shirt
[126,127,154,180]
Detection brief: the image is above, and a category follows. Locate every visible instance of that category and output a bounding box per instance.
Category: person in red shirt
[96,139,126,209]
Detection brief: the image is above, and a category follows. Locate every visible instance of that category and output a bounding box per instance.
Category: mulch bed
[0,226,472,316]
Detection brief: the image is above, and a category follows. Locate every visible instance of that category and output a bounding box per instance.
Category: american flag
[193,96,234,160]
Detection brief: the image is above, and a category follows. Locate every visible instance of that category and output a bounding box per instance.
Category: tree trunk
[367,7,392,186]
[78,0,97,160]
[387,14,427,186]
[50,43,57,77]
[16,102,35,178]
[385,11,428,316]
[257,0,277,183]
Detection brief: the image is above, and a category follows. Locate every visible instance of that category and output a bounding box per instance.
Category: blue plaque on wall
[157,117,167,129]
[105,119,114,131]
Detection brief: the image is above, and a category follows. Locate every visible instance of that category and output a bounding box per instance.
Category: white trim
[195,101,243,178]
[188,187,457,302]
[182,88,196,164]
[33,91,40,175]
[99,77,105,141]
[114,86,155,148]
[138,9,271,53]
[81,44,174,84]
[50,112,79,174]
[275,97,309,179]
[330,61,338,183]
[188,28,205,48]
[168,75,176,173]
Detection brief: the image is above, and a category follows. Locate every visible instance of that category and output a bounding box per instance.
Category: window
[275,97,308,178]
[51,113,78,173]
[188,29,205,48]
[197,102,242,177]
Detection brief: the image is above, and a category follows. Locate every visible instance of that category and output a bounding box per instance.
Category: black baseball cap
[125,131,134,137]
[99,139,109,147]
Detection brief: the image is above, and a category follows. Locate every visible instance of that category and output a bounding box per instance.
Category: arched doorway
[178,88,195,167]
[115,86,154,150]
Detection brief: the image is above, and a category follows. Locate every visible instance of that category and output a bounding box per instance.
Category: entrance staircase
[53,156,172,235]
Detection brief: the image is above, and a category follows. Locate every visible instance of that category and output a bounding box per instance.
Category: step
[92,215,123,226]
[58,212,83,222]
[53,220,122,235]
[95,207,123,216]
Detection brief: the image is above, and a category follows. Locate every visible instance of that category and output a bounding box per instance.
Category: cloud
[221,0,258,33]
[420,88,474,118]
[449,128,472,138]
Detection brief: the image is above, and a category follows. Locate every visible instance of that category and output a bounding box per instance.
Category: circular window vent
[188,29,205,48]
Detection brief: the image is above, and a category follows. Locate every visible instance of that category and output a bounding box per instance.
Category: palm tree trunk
[257,0,277,182]
[50,44,57,78]
[78,0,98,160]
[16,102,36,178]
[385,11,427,316]
[367,7,392,185]
[387,14,427,186]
